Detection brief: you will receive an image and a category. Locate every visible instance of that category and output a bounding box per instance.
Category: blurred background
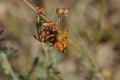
[0,0,120,80]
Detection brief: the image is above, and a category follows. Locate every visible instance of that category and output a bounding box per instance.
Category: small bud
[63,8,69,15]
[56,8,64,16]
[37,6,45,14]
[56,8,69,16]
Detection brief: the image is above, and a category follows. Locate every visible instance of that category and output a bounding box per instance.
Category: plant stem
[21,0,50,22]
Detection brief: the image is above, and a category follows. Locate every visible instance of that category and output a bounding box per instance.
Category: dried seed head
[56,8,69,16]
[39,21,60,43]
[56,8,64,15]
[63,8,69,15]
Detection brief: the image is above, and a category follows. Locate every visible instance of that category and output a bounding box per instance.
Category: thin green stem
[42,44,49,65]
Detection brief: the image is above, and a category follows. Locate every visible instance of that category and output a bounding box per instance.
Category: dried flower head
[39,21,59,43]
[56,8,69,16]
[39,21,68,52]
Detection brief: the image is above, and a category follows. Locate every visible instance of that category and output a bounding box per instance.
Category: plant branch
[21,0,50,22]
